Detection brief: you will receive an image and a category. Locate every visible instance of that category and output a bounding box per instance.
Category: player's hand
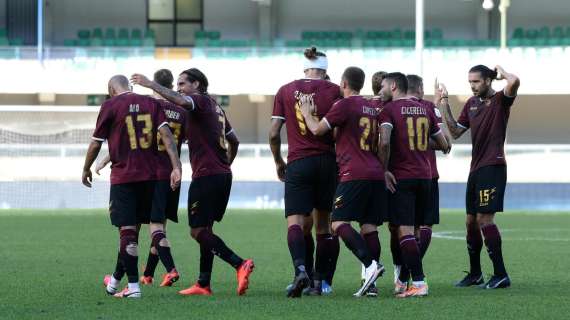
[434,77,443,104]
[494,65,505,80]
[275,158,287,182]
[82,169,93,188]
[170,167,182,191]
[95,160,106,175]
[299,95,315,116]
[130,73,152,88]
[384,171,397,193]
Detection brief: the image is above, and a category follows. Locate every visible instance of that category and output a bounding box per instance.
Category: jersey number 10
[406,116,429,151]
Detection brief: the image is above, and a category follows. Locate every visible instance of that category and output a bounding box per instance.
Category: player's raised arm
[82,140,103,187]
[438,82,467,139]
[299,95,330,136]
[131,73,193,109]
[158,125,182,190]
[495,65,520,97]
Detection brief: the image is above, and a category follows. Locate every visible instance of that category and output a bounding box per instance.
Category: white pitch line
[433,230,570,242]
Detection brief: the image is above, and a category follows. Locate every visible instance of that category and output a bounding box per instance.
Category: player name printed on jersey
[155,98,188,181]
[273,78,342,163]
[380,98,441,180]
[92,92,167,184]
[324,95,383,182]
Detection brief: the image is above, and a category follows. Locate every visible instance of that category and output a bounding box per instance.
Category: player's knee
[190,228,203,240]
[150,246,158,255]
[360,224,377,235]
[331,221,345,232]
[126,243,138,256]
[159,237,170,248]
[151,230,166,248]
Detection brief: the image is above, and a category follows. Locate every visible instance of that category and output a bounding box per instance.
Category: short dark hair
[371,71,388,95]
[304,46,326,60]
[406,74,423,94]
[385,72,408,93]
[181,68,209,94]
[469,65,498,80]
[154,69,174,89]
[342,67,365,92]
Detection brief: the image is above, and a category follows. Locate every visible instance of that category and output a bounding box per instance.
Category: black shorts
[188,173,232,228]
[149,180,180,223]
[331,180,388,225]
[109,181,155,227]
[285,153,337,217]
[466,165,507,215]
[388,179,432,226]
[423,178,440,225]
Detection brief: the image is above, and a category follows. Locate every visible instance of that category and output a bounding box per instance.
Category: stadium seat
[130,29,142,46]
[512,27,524,39]
[77,29,90,39]
[116,28,129,46]
[9,38,23,46]
[92,28,103,39]
[63,39,76,47]
[77,38,90,46]
[431,28,443,39]
[144,29,156,39]
[0,37,9,46]
[552,27,564,39]
[547,37,561,46]
[0,28,6,38]
[91,37,103,46]
[103,28,116,46]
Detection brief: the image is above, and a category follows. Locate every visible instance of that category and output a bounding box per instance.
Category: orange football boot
[178,283,212,296]
[236,259,255,295]
[160,269,180,287]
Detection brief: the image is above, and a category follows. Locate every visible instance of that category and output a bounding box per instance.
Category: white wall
[203,0,258,39]
[46,0,146,44]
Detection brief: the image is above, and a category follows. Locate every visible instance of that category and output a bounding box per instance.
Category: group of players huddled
[82,45,519,299]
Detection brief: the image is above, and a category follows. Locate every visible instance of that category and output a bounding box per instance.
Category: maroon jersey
[411,97,443,179]
[185,94,233,179]
[368,96,384,109]
[324,96,383,182]
[92,92,168,185]
[273,79,341,163]
[379,98,441,180]
[155,98,188,181]
[458,90,515,172]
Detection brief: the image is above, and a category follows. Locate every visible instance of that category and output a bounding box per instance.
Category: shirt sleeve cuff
[380,122,393,128]
[184,95,195,111]
[225,128,235,136]
[431,129,443,137]
[271,116,285,121]
[91,136,105,142]
[157,122,169,130]
[322,117,332,130]
[503,89,517,98]
[457,122,468,129]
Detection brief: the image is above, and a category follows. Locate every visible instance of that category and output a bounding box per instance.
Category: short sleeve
[500,90,516,108]
[457,103,470,129]
[428,109,442,136]
[379,105,393,128]
[323,100,347,129]
[155,101,169,130]
[272,87,286,121]
[92,103,113,141]
[224,111,235,136]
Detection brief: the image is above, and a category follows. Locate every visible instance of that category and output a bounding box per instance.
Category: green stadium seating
[512,27,524,39]
[431,28,443,39]
[0,28,7,38]
[77,38,90,46]
[552,27,564,38]
[77,29,90,39]
[63,39,76,46]
[91,37,103,46]
[0,37,9,46]
[92,28,103,39]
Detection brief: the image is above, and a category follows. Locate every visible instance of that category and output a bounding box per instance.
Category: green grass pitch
[1,209,569,319]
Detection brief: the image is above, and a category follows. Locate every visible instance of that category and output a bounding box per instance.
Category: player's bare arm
[299,96,330,136]
[158,125,182,190]
[438,82,467,139]
[130,74,192,109]
[95,153,111,175]
[82,140,103,188]
[432,131,451,154]
[495,65,520,97]
[226,131,240,165]
[268,118,286,182]
[379,124,396,193]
